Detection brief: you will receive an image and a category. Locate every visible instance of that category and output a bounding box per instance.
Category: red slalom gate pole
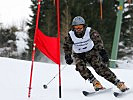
[28,44,36,98]
[56,0,61,98]
[28,0,41,98]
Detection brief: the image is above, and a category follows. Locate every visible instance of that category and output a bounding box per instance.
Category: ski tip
[113,92,119,97]
[82,91,89,96]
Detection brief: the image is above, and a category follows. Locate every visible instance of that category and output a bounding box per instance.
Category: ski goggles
[73,25,84,30]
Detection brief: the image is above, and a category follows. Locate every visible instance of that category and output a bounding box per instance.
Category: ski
[113,88,130,97]
[82,87,112,96]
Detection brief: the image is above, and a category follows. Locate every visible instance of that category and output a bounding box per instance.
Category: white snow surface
[0,57,133,100]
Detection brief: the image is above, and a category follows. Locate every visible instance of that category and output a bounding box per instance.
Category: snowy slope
[0,57,133,100]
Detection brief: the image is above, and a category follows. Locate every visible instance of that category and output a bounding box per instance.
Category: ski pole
[43,65,67,89]
[109,59,129,63]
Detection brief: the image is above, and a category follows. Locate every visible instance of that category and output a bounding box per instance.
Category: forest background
[0,0,133,64]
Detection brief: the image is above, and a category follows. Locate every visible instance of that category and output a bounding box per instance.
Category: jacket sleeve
[63,33,73,55]
[90,29,104,51]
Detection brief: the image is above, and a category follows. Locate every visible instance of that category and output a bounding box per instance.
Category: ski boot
[116,82,129,92]
[92,79,105,91]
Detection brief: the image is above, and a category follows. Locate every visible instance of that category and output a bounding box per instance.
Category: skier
[63,16,129,92]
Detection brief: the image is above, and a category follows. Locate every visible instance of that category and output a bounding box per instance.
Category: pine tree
[27,0,57,60]
[118,1,133,58]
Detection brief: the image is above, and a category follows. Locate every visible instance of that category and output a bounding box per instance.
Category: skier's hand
[65,55,73,65]
[99,49,109,63]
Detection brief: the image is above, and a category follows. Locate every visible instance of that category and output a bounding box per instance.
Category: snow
[0,57,133,100]
[15,31,29,54]
[125,14,131,18]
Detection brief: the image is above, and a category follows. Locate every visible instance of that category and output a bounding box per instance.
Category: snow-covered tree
[118,1,133,59]
[0,25,29,60]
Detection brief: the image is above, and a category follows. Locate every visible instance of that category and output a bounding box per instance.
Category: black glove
[99,49,109,63]
[65,55,73,65]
